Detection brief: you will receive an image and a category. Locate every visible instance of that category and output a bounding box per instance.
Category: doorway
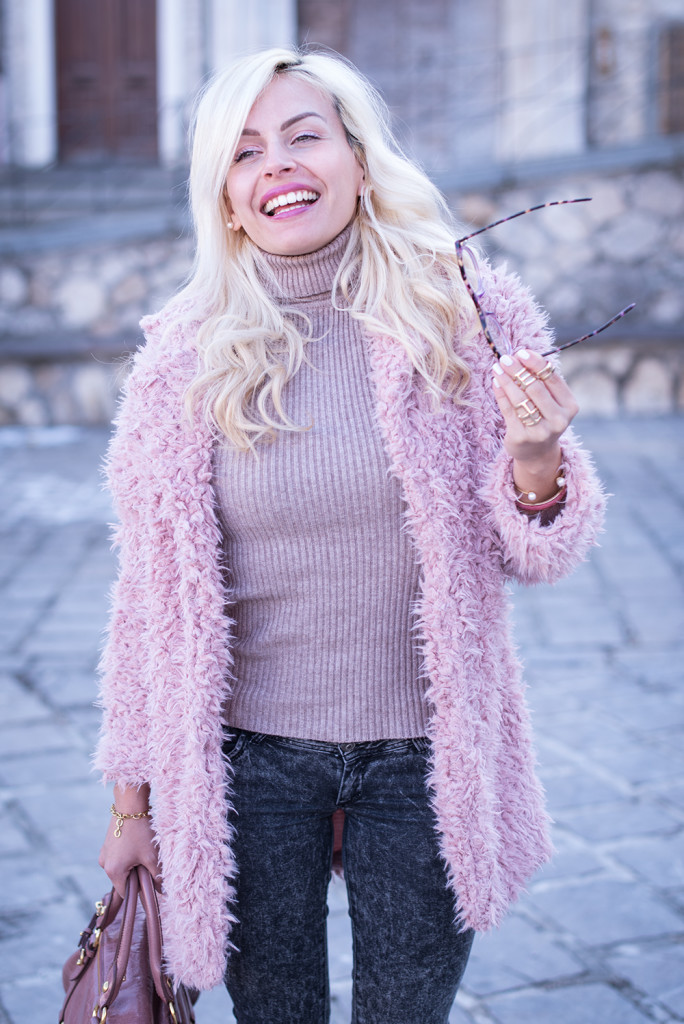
[55,0,158,162]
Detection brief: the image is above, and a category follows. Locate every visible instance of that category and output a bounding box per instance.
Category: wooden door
[660,23,684,135]
[55,0,158,162]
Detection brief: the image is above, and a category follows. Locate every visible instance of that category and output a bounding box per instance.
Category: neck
[255,224,355,302]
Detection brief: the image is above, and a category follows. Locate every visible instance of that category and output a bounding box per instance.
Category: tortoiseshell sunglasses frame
[454,198,635,361]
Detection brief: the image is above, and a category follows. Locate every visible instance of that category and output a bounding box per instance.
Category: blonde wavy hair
[179,47,478,450]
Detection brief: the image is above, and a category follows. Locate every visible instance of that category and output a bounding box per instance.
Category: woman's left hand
[491,347,579,500]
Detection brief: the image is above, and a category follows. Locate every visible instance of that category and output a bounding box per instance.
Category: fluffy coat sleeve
[473,263,607,583]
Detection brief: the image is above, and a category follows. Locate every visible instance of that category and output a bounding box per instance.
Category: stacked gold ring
[536,361,555,381]
[514,397,543,426]
[513,367,537,390]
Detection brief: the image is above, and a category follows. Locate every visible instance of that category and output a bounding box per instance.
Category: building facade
[0,0,296,166]
[2,1,682,175]
[1,0,683,424]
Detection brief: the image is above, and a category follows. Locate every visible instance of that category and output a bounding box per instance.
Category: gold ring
[514,398,539,416]
[536,361,556,382]
[514,397,542,426]
[513,367,537,390]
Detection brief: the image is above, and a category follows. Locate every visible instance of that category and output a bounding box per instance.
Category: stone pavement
[0,415,682,1024]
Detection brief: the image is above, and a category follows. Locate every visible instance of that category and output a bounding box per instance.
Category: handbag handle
[96,867,173,1009]
[95,869,142,1014]
[137,866,173,1002]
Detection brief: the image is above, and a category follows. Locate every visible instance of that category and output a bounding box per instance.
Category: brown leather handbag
[59,866,197,1023]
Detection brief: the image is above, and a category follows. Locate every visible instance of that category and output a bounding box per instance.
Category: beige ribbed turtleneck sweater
[213,227,428,741]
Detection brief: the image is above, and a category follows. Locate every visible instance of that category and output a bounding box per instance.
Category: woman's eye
[233,147,259,163]
[292,132,319,144]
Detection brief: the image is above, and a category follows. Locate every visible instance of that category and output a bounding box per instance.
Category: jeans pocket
[222,729,251,762]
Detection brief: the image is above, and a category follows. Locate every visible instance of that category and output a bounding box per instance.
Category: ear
[223,190,241,231]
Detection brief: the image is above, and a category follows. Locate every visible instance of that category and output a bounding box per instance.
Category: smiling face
[225,74,365,256]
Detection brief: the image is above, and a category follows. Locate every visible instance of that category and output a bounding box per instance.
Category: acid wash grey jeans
[222,729,474,1024]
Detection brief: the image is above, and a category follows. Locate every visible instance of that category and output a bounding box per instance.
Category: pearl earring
[226,220,234,230]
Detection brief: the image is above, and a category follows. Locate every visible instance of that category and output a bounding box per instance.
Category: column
[207,0,297,71]
[5,0,57,166]
[157,0,297,164]
[498,0,589,162]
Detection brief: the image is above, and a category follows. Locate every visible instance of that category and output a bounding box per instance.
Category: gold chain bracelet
[110,803,151,838]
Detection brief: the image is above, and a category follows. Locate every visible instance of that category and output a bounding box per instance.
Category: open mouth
[262,190,320,216]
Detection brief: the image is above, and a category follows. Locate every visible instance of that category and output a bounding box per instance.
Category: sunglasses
[454,198,635,361]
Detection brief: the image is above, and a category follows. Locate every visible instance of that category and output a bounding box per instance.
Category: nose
[262,140,296,177]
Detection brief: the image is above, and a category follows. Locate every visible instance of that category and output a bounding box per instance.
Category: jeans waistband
[223,727,430,758]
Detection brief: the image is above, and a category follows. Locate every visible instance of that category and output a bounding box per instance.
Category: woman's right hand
[98,785,162,898]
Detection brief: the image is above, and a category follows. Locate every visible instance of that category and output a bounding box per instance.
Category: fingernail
[492,377,501,388]
[500,354,514,366]
[516,349,530,359]
[492,362,504,375]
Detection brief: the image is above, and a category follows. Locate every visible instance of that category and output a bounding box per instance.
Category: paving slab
[482,982,655,1024]
[0,415,683,1024]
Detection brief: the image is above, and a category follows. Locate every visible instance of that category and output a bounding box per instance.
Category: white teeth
[263,190,319,214]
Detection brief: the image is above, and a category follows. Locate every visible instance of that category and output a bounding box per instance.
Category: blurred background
[0,0,683,425]
[1,7,684,1023]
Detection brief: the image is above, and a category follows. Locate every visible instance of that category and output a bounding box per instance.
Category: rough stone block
[651,290,683,325]
[583,179,627,225]
[456,193,498,229]
[14,396,49,426]
[0,265,29,307]
[54,276,106,329]
[565,368,619,415]
[71,365,117,424]
[597,210,660,262]
[544,281,584,320]
[0,365,33,409]
[631,170,684,218]
[623,359,673,414]
[111,272,147,306]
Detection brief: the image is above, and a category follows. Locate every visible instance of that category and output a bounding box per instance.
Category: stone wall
[0,232,192,425]
[450,164,684,416]
[1,164,682,426]
[452,167,684,340]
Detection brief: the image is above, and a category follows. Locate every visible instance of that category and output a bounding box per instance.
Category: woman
[97,47,605,1023]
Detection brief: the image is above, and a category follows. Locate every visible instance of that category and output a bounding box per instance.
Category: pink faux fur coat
[95,266,606,990]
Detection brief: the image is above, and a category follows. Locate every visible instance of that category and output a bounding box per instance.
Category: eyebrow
[240,111,327,137]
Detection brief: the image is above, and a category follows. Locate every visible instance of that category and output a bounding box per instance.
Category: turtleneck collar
[256,223,355,304]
